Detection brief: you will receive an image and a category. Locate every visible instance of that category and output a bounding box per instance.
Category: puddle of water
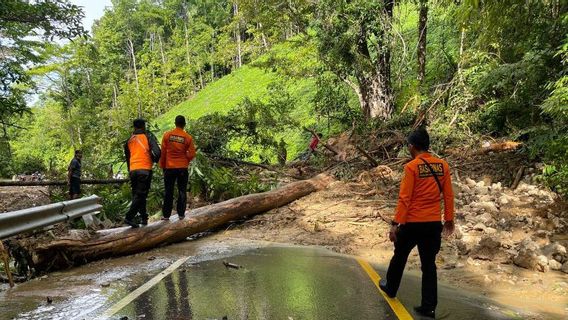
[0,238,262,320]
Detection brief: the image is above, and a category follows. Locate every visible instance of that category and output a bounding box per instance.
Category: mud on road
[217,173,568,318]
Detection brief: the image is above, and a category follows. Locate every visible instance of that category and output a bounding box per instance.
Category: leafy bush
[189,154,271,202]
[13,155,46,174]
[312,72,362,130]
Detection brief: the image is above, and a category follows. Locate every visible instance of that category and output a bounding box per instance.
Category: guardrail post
[0,195,103,240]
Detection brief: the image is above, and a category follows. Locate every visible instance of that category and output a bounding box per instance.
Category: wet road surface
[0,241,548,319]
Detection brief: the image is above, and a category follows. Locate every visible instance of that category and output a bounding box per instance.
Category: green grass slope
[156,42,320,160]
[157,66,277,131]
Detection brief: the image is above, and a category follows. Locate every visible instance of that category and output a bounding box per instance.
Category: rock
[454,225,464,239]
[534,230,550,239]
[466,178,477,188]
[477,212,494,224]
[537,255,550,272]
[473,223,486,231]
[478,236,500,249]
[513,238,542,271]
[553,254,565,263]
[491,182,502,193]
[476,201,499,213]
[562,262,568,274]
[478,195,493,202]
[471,236,508,262]
[549,259,562,271]
[498,195,510,205]
[541,243,567,260]
[498,231,514,248]
[485,227,497,234]
[475,185,489,195]
[456,239,474,255]
[483,275,493,285]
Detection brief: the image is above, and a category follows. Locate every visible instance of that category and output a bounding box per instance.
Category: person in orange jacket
[159,115,196,221]
[379,128,455,319]
[124,119,161,228]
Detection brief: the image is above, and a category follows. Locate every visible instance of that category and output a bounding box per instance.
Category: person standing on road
[379,128,455,319]
[159,115,196,221]
[67,150,82,199]
[124,119,161,228]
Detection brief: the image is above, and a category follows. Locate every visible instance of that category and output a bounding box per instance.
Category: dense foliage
[1,0,567,197]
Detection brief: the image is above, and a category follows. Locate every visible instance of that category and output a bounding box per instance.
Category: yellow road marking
[356,258,414,320]
[97,256,190,320]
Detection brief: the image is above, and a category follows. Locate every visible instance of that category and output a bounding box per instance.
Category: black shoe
[414,306,435,318]
[124,219,139,228]
[178,215,185,220]
[379,279,396,298]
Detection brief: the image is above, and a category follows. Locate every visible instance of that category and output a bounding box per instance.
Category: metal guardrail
[0,195,102,239]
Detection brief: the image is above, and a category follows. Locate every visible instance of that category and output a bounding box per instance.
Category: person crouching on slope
[379,128,455,319]
[124,119,161,228]
[159,115,196,221]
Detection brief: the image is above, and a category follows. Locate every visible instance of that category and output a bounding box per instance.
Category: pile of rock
[450,176,568,274]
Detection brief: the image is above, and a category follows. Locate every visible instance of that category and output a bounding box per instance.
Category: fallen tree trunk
[32,174,333,271]
[0,179,129,187]
[445,141,522,157]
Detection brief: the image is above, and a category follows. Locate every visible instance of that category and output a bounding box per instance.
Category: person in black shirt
[67,150,82,199]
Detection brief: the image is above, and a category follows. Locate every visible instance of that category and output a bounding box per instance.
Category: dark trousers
[386,222,443,310]
[126,170,152,223]
[69,177,81,197]
[162,168,189,218]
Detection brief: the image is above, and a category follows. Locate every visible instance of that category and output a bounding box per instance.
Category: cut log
[446,141,522,157]
[32,174,334,271]
[477,141,522,155]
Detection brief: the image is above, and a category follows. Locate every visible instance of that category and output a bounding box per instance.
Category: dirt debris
[219,160,568,317]
[0,186,51,213]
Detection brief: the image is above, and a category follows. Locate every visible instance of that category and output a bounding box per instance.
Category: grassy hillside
[156,43,320,160]
[157,66,276,131]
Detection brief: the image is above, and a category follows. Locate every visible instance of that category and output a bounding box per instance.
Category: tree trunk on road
[31,174,333,271]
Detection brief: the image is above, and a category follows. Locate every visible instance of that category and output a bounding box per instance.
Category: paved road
[0,242,543,319]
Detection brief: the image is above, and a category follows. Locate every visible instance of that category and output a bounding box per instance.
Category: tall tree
[417,0,428,84]
[316,0,395,120]
[0,0,85,125]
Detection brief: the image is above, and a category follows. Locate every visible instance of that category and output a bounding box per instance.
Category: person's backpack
[145,132,161,163]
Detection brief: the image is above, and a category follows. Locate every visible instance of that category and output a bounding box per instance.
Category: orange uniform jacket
[159,128,196,169]
[126,133,153,171]
[394,153,454,224]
